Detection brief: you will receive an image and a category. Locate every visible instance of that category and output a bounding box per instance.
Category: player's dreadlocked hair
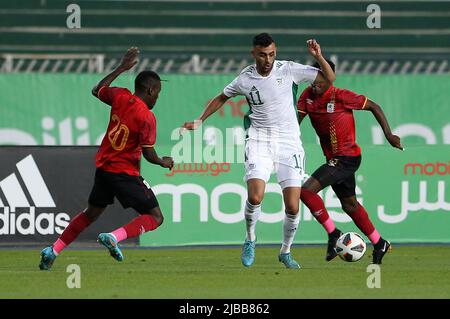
[313,59,336,73]
[253,33,275,47]
[134,70,161,92]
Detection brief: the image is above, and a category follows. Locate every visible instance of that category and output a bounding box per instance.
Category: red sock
[53,212,92,254]
[121,214,159,240]
[301,188,335,234]
[349,204,379,243]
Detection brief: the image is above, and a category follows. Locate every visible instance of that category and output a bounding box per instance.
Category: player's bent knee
[342,203,358,214]
[285,208,299,215]
[83,206,104,222]
[285,203,299,214]
[301,178,323,194]
[248,195,263,206]
[156,214,164,226]
[141,206,164,226]
[284,206,299,215]
[151,210,164,226]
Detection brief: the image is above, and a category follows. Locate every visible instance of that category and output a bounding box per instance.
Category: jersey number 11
[249,90,264,106]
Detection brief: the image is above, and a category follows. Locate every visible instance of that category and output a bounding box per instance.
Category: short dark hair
[312,59,336,73]
[135,70,161,92]
[253,33,274,47]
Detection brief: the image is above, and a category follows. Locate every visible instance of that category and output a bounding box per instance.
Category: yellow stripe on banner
[141,144,154,148]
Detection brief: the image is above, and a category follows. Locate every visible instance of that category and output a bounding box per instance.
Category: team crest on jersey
[327,102,335,113]
[276,78,283,85]
[306,99,313,104]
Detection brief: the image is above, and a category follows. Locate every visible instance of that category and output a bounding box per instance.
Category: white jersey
[223,60,318,143]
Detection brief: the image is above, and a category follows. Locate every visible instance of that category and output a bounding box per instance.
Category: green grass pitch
[0,246,449,298]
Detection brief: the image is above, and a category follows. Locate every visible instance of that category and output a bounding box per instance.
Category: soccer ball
[335,232,367,262]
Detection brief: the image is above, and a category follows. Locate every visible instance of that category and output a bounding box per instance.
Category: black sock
[374,237,385,250]
[329,228,342,239]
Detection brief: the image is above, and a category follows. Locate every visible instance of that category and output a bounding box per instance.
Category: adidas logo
[276,62,283,69]
[0,155,70,235]
[0,155,55,209]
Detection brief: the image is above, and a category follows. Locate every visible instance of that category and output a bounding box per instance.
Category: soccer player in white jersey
[182,33,335,268]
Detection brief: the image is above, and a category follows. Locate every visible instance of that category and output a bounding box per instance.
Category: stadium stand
[0,0,449,73]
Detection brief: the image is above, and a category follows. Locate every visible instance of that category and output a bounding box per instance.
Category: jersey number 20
[108,114,129,151]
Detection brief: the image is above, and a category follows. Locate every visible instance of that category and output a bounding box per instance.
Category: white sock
[280,213,300,254]
[245,200,261,241]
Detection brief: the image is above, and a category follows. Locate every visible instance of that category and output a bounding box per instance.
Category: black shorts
[311,155,361,199]
[88,168,159,213]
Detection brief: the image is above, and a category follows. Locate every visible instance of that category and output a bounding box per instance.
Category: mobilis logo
[0,155,70,235]
[404,162,450,176]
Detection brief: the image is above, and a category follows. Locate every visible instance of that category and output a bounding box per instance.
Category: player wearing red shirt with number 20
[39,48,174,270]
[297,60,403,265]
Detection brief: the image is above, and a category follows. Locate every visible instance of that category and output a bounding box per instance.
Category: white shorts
[244,139,305,189]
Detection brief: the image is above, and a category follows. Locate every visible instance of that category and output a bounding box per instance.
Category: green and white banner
[0,74,448,147]
[140,145,449,245]
[0,74,448,244]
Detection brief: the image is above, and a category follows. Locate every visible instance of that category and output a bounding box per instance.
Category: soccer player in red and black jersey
[39,47,174,270]
[297,60,403,264]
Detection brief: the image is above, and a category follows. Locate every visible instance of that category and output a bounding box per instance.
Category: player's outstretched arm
[364,99,404,150]
[142,147,174,170]
[307,39,336,83]
[91,47,139,97]
[182,93,230,130]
